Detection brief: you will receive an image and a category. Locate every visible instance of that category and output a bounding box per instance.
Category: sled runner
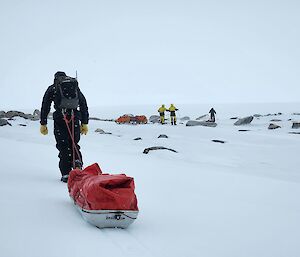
[68,163,139,229]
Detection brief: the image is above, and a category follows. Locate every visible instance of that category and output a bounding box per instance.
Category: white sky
[0,0,299,109]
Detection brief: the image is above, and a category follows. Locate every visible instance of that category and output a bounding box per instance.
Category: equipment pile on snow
[68,163,139,228]
[116,114,148,124]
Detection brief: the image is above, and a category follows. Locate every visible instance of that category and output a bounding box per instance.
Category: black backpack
[55,76,79,110]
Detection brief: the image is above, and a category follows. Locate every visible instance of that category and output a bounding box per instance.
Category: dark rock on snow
[292,122,300,129]
[196,114,208,120]
[234,116,253,126]
[0,111,6,118]
[180,116,190,121]
[143,146,177,154]
[230,117,239,120]
[94,128,112,134]
[289,132,300,135]
[268,123,281,130]
[212,140,226,144]
[133,137,142,140]
[270,119,282,122]
[158,134,168,139]
[149,115,161,124]
[238,129,250,132]
[0,119,11,126]
[186,120,217,127]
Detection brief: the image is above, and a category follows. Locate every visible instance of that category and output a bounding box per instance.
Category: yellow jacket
[158,105,167,113]
[168,104,178,112]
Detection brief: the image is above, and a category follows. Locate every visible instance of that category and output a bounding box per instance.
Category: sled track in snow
[101,228,155,257]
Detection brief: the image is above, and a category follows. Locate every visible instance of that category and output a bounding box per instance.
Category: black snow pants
[54,117,82,176]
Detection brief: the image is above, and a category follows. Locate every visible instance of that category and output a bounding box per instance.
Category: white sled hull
[74,204,138,229]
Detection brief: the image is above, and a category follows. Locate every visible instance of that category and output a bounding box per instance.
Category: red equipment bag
[68,163,138,211]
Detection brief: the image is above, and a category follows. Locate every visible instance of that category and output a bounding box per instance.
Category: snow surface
[1,103,300,257]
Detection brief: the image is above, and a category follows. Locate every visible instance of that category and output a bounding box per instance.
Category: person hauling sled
[167,104,178,125]
[40,71,89,183]
[157,104,167,124]
[209,108,216,122]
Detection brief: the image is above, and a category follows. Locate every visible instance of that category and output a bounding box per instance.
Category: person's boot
[61,174,69,183]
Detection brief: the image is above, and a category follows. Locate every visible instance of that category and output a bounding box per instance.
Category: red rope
[62,112,82,169]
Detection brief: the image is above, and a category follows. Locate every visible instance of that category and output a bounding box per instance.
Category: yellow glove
[80,124,88,135]
[40,125,48,135]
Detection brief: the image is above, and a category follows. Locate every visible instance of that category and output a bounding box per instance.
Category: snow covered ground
[1,103,300,257]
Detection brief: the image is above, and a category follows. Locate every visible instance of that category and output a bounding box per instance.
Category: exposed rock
[89,117,101,121]
[196,114,208,120]
[270,119,282,122]
[186,120,217,127]
[268,123,281,130]
[264,113,282,117]
[5,111,27,119]
[4,110,39,121]
[180,116,190,121]
[292,113,300,116]
[238,129,250,132]
[19,124,27,127]
[143,146,177,154]
[230,117,239,120]
[158,134,168,139]
[94,128,112,134]
[133,137,142,140]
[33,109,40,117]
[0,111,6,118]
[289,132,300,135]
[253,114,262,118]
[212,140,226,144]
[288,119,292,121]
[149,115,161,123]
[89,117,115,122]
[234,116,253,126]
[0,119,11,126]
[292,122,300,129]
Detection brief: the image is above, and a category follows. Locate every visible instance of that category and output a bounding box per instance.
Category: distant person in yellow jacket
[167,104,179,125]
[157,104,167,124]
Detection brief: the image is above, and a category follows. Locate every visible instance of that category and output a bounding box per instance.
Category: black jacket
[40,84,89,125]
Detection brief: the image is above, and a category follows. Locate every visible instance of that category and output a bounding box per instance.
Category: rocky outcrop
[180,116,190,121]
[186,120,217,127]
[270,119,282,122]
[33,109,40,117]
[0,119,11,126]
[149,115,161,124]
[234,116,253,126]
[94,128,112,134]
[0,111,6,118]
[292,122,300,129]
[196,114,208,120]
[133,137,142,140]
[0,110,39,121]
[268,123,281,130]
[158,134,168,139]
[238,129,250,132]
[143,146,177,154]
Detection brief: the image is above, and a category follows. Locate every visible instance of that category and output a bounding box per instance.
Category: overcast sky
[0,0,299,109]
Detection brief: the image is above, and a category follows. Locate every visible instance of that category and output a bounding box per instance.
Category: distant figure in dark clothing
[209,108,216,122]
[40,71,89,182]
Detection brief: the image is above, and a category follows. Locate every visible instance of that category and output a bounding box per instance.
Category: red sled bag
[68,163,139,228]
